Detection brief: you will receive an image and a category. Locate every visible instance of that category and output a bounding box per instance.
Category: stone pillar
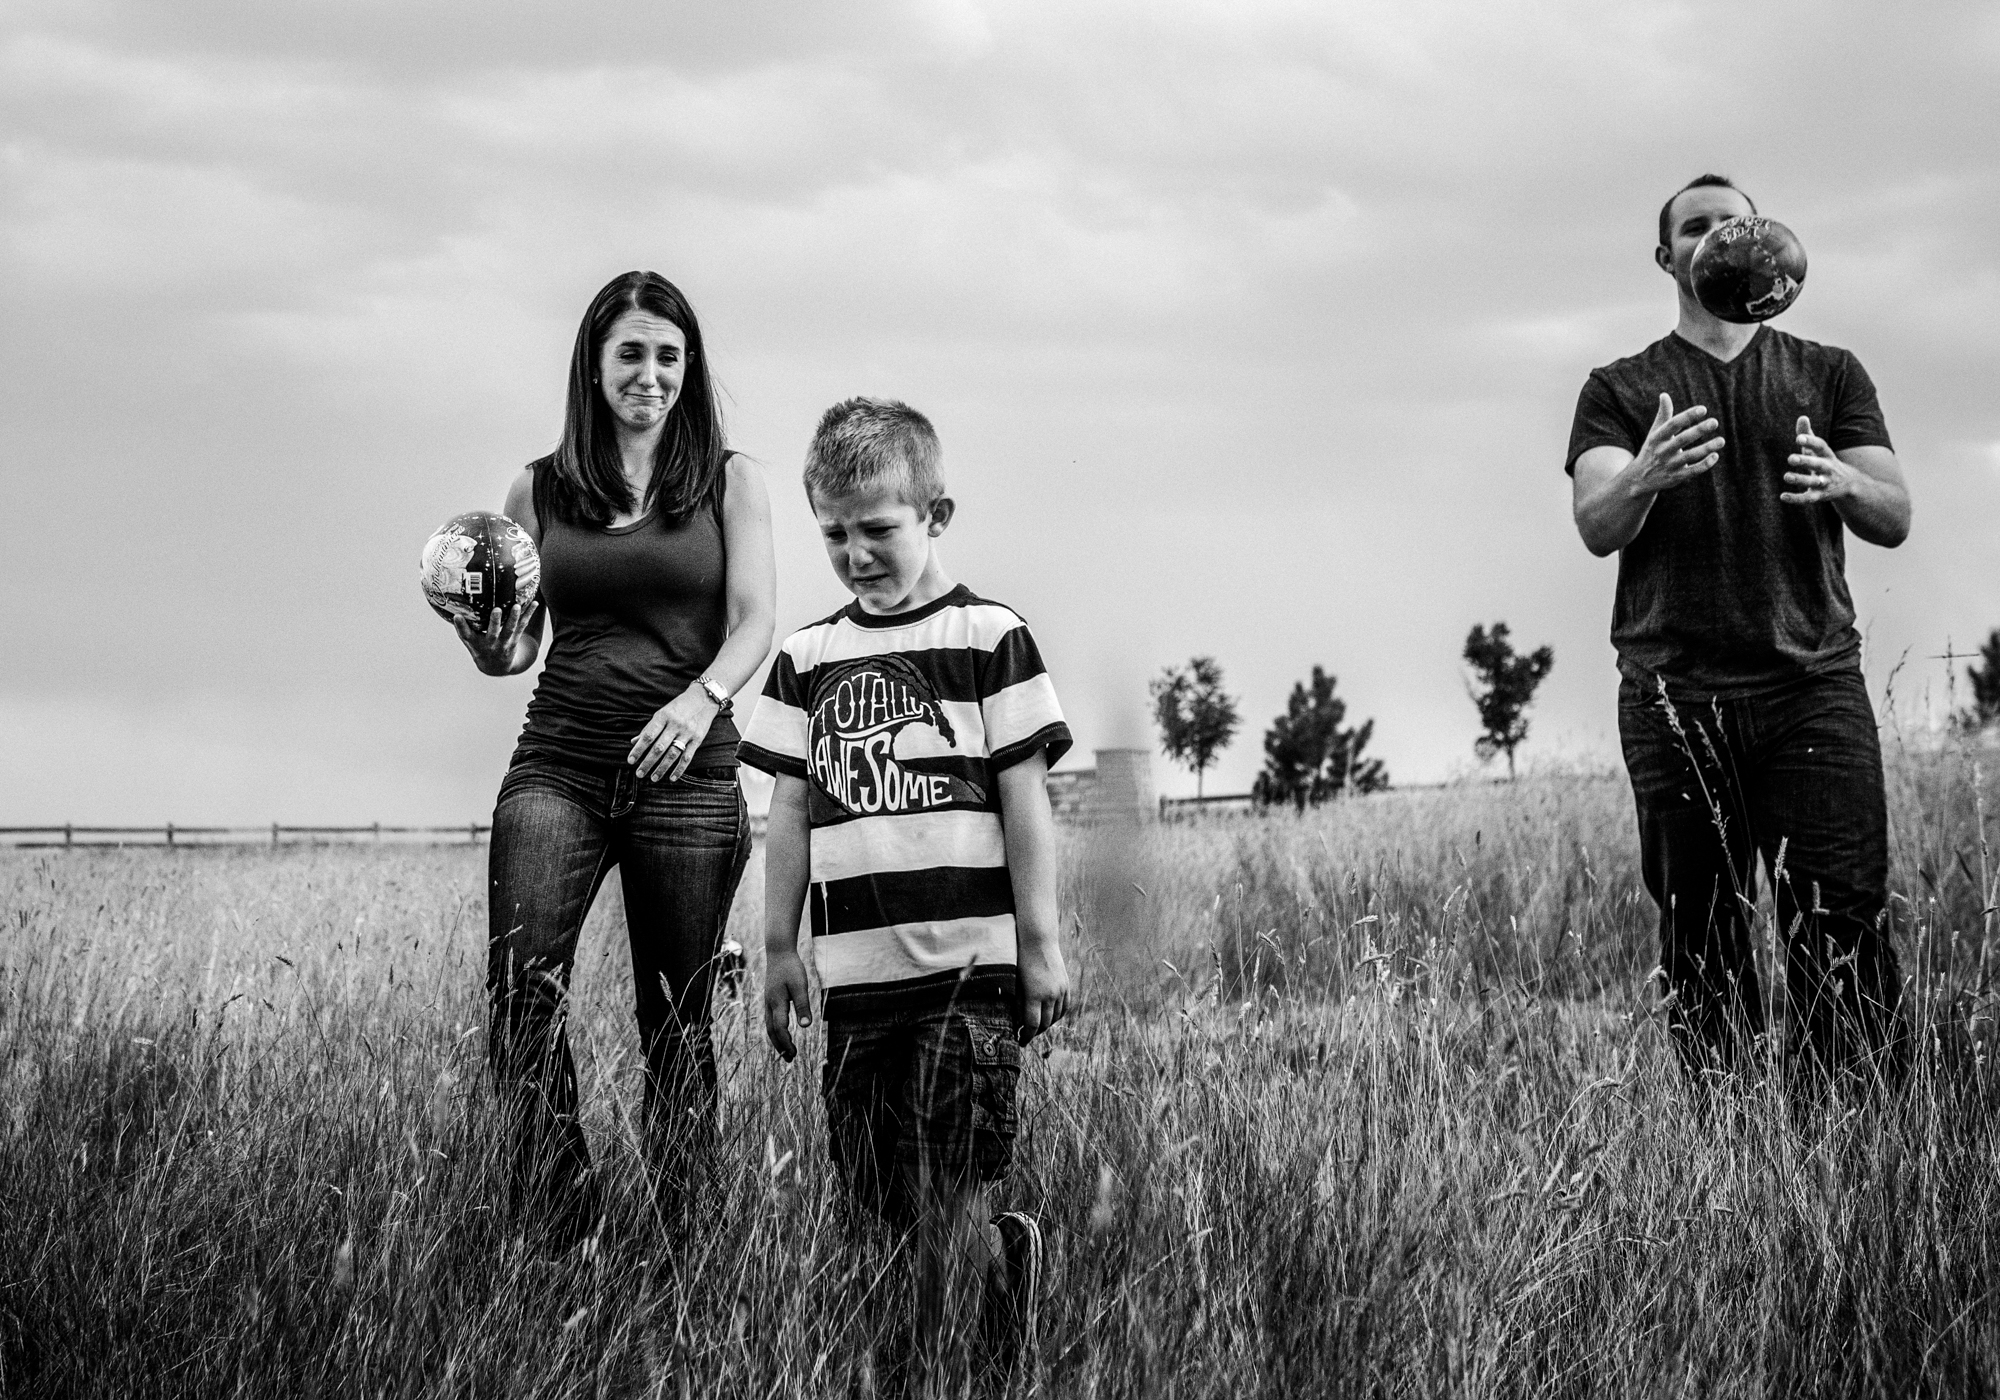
[1079,748,1152,956]
[1088,748,1157,824]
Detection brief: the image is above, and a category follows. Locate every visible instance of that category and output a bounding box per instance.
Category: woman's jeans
[487,751,751,1228]
[1618,667,1905,1096]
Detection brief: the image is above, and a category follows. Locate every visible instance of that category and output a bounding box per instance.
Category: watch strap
[696,675,734,716]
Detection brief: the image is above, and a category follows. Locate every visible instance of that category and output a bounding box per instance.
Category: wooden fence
[1158,792,1257,818]
[0,823,492,849]
[0,816,772,849]
[1157,780,1460,819]
[8,786,1477,846]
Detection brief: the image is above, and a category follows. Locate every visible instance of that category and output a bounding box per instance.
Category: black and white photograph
[4,0,2000,1394]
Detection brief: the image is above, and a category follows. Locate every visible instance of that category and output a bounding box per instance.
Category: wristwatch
[695,675,734,716]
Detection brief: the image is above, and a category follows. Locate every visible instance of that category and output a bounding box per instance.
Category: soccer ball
[1690,215,1807,324]
[419,511,540,627]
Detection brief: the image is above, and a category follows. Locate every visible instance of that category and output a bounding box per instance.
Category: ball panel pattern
[1690,216,1808,325]
[420,512,540,627]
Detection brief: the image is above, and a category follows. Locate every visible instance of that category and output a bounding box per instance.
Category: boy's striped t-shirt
[738,585,1072,1016]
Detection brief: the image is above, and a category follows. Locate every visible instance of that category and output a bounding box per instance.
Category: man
[1566,174,1911,1097]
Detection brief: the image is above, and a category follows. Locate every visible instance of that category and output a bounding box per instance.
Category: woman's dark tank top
[517,459,739,769]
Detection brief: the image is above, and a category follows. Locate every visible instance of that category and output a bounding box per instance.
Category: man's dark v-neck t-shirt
[1565,326,1893,698]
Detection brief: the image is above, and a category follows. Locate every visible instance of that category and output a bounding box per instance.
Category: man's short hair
[803,397,945,507]
[1658,174,1757,248]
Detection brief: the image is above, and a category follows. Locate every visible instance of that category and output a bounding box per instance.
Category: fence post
[64,823,72,848]
[373,821,381,844]
[470,821,478,845]
[166,821,175,848]
[272,821,280,849]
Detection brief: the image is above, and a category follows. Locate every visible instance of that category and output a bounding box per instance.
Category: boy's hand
[997,749,1067,1043]
[763,946,813,1062]
[1016,935,1069,1043]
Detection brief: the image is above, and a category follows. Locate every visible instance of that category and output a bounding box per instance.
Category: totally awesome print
[805,656,986,818]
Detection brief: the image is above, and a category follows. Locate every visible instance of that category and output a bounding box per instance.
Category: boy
[739,396,1072,1382]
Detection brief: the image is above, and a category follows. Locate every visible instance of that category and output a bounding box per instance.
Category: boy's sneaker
[984,1211,1043,1380]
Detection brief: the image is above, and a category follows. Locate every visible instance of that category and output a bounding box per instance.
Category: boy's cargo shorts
[821,996,1022,1227]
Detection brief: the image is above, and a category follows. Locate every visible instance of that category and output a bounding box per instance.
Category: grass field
[5,736,2000,1397]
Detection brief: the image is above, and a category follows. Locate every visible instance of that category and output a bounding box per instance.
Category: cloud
[3,0,1998,817]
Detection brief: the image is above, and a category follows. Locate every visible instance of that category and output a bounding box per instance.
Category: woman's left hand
[630,686,720,783]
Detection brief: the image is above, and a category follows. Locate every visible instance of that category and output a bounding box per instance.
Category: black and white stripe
[740,585,1071,1014]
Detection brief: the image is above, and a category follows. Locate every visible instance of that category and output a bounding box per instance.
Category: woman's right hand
[455,603,529,675]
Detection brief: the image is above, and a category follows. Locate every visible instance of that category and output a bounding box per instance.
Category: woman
[458,270,775,1241]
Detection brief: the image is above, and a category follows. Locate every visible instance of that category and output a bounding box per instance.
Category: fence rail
[1156,779,1469,819]
[0,823,495,848]
[0,815,773,849]
[1158,792,1257,817]
[3,778,1562,847]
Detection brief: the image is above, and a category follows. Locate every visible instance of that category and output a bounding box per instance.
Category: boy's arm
[997,750,1069,1040]
[762,774,814,1061]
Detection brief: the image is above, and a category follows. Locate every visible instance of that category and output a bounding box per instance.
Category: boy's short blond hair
[803,397,945,508]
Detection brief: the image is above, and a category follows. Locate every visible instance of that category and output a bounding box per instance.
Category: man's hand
[1781,416,1864,506]
[1016,933,1069,1043]
[1571,393,1726,555]
[1627,393,1726,496]
[763,946,812,1062]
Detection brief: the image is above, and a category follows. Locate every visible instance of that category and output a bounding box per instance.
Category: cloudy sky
[4,0,1997,823]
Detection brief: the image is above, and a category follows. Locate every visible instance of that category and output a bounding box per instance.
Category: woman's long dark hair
[536,271,728,529]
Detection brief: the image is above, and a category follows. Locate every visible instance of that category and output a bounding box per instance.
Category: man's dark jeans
[487,752,751,1233]
[1618,666,1905,1094]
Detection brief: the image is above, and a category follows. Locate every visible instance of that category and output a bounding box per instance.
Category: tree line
[1151,624,2000,807]
[1149,622,1554,807]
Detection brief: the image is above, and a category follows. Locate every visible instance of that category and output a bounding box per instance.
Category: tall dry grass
[3,739,1999,1396]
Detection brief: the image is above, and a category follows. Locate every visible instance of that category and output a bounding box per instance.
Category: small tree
[1251,666,1389,809]
[1958,629,2000,731]
[1463,621,1555,780]
[1150,656,1239,797]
